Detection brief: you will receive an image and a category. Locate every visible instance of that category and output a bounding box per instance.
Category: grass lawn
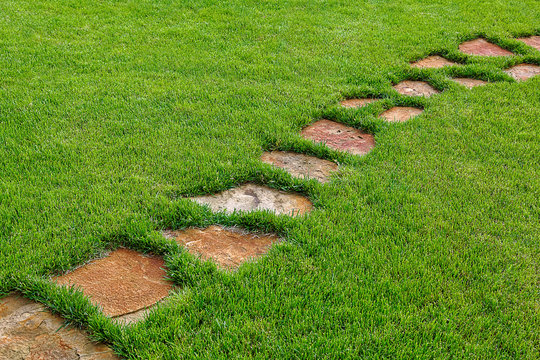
[1,0,539,358]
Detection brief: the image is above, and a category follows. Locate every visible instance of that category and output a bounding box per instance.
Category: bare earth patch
[340,98,378,108]
[504,64,540,81]
[517,36,540,51]
[0,294,118,360]
[410,56,457,68]
[451,78,488,88]
[393,81,440,97]
[163,225,280,269]
[54,248,172,323]
[379,107,423,122]
[459,38,513,56]
[191,183,312,216]
[261,151,338,183]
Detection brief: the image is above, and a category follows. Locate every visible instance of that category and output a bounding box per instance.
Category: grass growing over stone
[1,0,539,358]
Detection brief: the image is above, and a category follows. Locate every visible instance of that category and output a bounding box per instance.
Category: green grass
[1,0,539,358]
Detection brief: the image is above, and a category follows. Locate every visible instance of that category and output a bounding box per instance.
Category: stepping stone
[504,64,540,81]
[0,294,118,359]
[261,151,338,183]
[410,55,457,68]
[451,78,488,88]
[393,81,440,97]
[54,248,172,323]
[340,98,378,108]
[459,38,513,56]
[300,119,375,156]
[163,225,280,269]
[379,107,423,122]
[517,36,540,51]
[191,183,312,216]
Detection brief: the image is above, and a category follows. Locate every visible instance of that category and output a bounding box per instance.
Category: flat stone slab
[379,106,423,122]
[191,183,312,216]
[261,151,338,183]
[0,294,118,360]
[340,98,378,108]
[459,38,513,56]
[517,36,540,51]
[300,119,375,156]
[451,78,488,88]
[393,81,440,97]
[504,64,540,81]
[163,225,280,269]
[410,55,457,68]
[54,248,172,322]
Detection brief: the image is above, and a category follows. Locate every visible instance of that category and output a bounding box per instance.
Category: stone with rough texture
[410,56,457,68]
[459,38,513,56]
[452,78,488,88]
[163,225,280,269]
[0,294,118,360]
[261,151,338,183]
[393,81,439,97]
[379,107,423,122]
[54,248,172,322]
[340,98,378,108]
[301,119,375,156]
[192,183,312,216]
[517,36,540,51]
[504,64,540,81]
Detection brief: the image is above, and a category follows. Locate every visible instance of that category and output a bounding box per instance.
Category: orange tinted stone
[505,64,540,81]
[261,151,338,183]
[452,78,488,88]
[379,107,423,122]
[340,98,378,108]
[459,39,513,56]
[410,56,457,68]
[393,81,439,97]
[517,36,540,51]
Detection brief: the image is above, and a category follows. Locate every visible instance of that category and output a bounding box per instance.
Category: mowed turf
[0,0,539,358]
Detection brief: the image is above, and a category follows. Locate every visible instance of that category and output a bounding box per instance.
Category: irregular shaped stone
[517,36,540,51]
[261,151,338,183]
[410,55,457,68]
[340,98,378,108]
[54,248,172,322]
[191,183,312,216]
[451,78,488,88]
[459,38,513,56]
[163,225,280,269]
[0,294,118,360]
[504,64,540,81]
[300,119,375,156]
[393,81,440,97]
[379,107,423,122]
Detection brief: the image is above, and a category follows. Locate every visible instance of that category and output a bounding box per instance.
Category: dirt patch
[517,36,540,51]
[451,78,488,88]
[0,294,118,360]
[340,98,378,108]
[163,225,280,269]
[410,56,457,68]
[261,151,338,183]
[393,81,439,97]
[54,248,172,322]
[504,64,540,81]
[459,38,513,56]
[191,183,312,216]
[379,107,423,122]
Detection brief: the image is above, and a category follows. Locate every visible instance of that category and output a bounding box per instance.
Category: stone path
[505,64,540,81]
[340,98,378,108]
[451,78,488,88]
[380,107,424,122]
[261,151,338,183]
[517,36,540,51]
[411,55,457,68]
[459,38,513,56]
[393,80,440,97]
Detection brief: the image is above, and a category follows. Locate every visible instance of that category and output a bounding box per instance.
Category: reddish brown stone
[459,38,513,56]
[191,183,312,216]
[451,78,488,88]
[393,81,439,97]
[340,98,378,108]
[517,36,540,51]
[163,225,280,269]
[261,151,338,183]
[504,64,540,81]
[0,294,118,359]
[379,107,423,122]
[54,248,172,320]
[410,56,457,68]
[300,119,375,156]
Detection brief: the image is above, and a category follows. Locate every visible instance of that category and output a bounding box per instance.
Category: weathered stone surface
[261,151,338,183]
[0,294,118,360]
[301,119,375,156]
[54,248,172,322]
[504,64,540,81]
[393,81,439,97]
[459,38,513,56]
[517,36,540,51]
[340,98,378,108]
[191,183,312,216]
[410,56,457,68]
[451,78,488,88]
[163,225,280,269]
[379,107,423,122]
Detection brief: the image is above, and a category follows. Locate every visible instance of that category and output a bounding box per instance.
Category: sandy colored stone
[0,294,118,360]
[340,98,378,108]
[393,81,439,97]
[379,107,423,122]
[517,36,540,51]
[410,55,457,68]
[54,248,172,320]
[191,183,312,216]
[451,78,488,88]
[163,225,280,269]
[261,151,338,183]
[504,64,540,81]
[459,38,513,56]
[300,119,375,156]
